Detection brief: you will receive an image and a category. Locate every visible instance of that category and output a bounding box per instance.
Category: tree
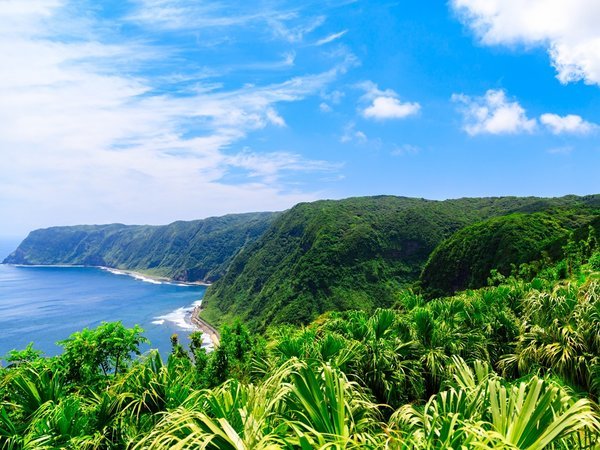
[59,322,147,381]
[2,343,43,368]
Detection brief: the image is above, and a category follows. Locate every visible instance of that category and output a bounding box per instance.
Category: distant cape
[3,212,278,283]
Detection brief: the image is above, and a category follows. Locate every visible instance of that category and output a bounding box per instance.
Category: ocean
[0,239,209,360]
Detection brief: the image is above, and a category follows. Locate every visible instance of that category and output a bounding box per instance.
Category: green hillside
[3,212,277,282]
[201,195,600,330]
[2,247,599,448]
[420,208,600,296]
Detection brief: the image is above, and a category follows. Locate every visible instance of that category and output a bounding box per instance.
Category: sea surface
[0,240,208,359]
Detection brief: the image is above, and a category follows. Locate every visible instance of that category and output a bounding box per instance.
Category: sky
[1,0,600,237]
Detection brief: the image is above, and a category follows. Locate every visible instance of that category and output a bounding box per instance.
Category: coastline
[103,266,221,348]
[98,266,212,287]
[4,263,211,287]
[191,305,220,348]
[6,262,221,348]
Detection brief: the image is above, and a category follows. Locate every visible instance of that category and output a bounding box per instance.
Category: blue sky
[1,0,599,237]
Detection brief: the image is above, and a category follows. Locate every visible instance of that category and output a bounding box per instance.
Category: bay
[0,259,207,361]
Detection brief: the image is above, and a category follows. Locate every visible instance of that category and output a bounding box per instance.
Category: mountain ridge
[3,212,278,283]
[200,194,600,330]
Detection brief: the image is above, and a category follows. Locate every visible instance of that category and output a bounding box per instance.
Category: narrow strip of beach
[99,266,212,286]
[191,306,220,347]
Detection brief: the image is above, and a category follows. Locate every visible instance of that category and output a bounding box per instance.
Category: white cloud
[268,14,326,43]
[315,30,348,46]
[266,108,286,127]
[0,0,347,235]
[358,81,421,120]
[322,89,345,104]
[363,97,421,120]
[319,102,332,112]
[452,89,537,135]
[540,113,597,135]
[451,0,600,85]
[127,0,268,31]
[227,151,340,184]
[340,122,367,144]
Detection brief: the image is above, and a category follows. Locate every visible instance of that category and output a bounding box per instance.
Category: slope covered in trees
[3,212,277,282]
[201,195,600,330]
[421,208,600,296]
[1,247,600,448]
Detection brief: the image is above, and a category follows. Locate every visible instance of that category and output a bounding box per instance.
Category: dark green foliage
[203,322,264,386]
[421,208,600,296]
[591,251,600,270]
[3,212,277,282]
[202,195,600,330]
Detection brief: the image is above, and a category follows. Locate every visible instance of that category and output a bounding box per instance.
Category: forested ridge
[1,232,600,448]
[201,194,600,330]
[6,194,599,328]
[3,212,277,283]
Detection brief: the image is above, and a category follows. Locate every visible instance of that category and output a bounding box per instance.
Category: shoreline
[99,266,212,287]
[191,306,220,348]
[5,263,212,287]
[6,262,221,348]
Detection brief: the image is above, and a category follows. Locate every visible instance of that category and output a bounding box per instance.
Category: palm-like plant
[391,357,600,449]
[133,360,295,449]
[284,362,382,448]
[502,280,600,397]
[2,365,66,421]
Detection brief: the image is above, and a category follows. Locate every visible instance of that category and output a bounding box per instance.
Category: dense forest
[3,212,276,283]
[1,196,600,448]
[201,195,600,330]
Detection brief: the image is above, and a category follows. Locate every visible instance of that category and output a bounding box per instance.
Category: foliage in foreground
[2,263,600,448]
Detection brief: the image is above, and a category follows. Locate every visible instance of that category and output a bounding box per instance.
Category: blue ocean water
[0,248,207,360]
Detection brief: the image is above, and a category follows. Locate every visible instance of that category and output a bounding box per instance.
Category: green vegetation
[2,249,600,448]
[3,212,276,282]
[3,194,600,447]
[202,195,599,330]
[421,209,600,296]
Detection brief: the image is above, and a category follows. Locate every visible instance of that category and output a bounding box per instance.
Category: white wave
[101,267,163,284]
[129,273,162,284]
[151,299,214,350]
[103,268,127,276]
[154,305,196,331]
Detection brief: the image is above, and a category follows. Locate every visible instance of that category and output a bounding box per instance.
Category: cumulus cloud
[452,89,537,135]
[363,97,421,120]
[451,0,600,85]
[540,113,597,135]
[358,81,420,120]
